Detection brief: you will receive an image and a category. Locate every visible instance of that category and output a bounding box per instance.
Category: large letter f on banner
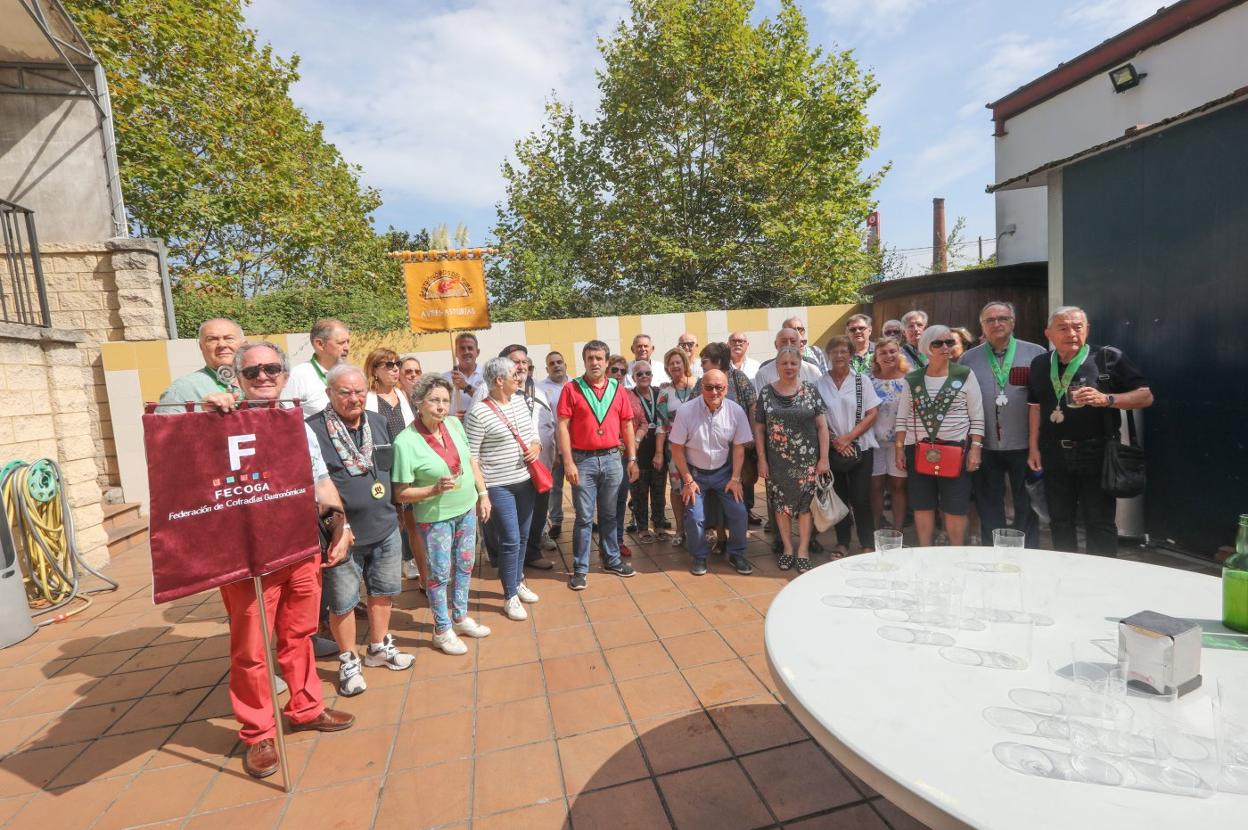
[229,434,257,470]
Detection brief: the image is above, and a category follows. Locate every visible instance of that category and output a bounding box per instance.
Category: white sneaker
[432,629,468,656]
[402,559,420,580]
[541,536,557,551]
[452,617,492,638]
[503,595,528,621]
[516,582,540,604]
[338,652,367,696]
[364,633,415,671]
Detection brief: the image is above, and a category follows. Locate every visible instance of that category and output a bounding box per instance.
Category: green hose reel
[1,460,60,503]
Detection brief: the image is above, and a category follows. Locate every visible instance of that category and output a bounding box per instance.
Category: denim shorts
[322,528,403,615]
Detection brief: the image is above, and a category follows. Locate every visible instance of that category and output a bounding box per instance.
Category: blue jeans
[616,453,629,547]
[418,510,476,633]
[549,458,565,525]
[487,480,536,599]
[684,462,748,563]
[974,449,1039,548]
[572,449,624,574]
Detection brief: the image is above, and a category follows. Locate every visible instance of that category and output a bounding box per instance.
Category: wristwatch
[1106,394,1116,408]
[628,456,638,463]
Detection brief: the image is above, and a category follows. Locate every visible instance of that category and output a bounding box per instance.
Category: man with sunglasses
[668,369,754,576]
[287,318,351,417]
[882,319,904,340]
[961,301,1046,547]
[677,333,704,378]
[783,315,827,373]
[844,314,875,374]
[200,341,356,779]
[156,317,244,412]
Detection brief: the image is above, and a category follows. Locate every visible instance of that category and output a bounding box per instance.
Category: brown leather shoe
[289,707,355,733]
[243,738,279,779]
[524,557,554,570]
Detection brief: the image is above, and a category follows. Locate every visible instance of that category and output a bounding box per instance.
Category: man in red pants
[204,340,356,778]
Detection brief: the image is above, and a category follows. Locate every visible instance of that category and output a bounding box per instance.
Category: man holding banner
[200,341,358,778]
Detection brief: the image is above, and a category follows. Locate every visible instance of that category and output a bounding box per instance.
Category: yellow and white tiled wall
[102,303,861,507]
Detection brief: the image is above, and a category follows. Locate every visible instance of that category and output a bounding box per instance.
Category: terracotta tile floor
[0,498,1217,830]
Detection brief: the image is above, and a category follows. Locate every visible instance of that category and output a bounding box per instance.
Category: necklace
[987,337,1017,407]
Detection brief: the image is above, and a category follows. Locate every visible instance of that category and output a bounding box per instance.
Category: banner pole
[253,576,292,793]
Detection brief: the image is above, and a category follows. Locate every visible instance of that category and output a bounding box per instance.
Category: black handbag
[829,374,863,473]
[1095,349,1146,498]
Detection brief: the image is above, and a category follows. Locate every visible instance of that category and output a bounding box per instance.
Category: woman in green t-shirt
[392,376,492,656]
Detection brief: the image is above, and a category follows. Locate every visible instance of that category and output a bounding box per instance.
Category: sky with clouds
[244,0,1163,274]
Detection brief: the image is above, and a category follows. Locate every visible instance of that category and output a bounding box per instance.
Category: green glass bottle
[1223,515,1248,633]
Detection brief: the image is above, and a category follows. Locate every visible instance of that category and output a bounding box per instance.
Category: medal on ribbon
[371,481,385,499]
[1048,345,1089,426]
[574,376,619,436]
[987,337,1016,409]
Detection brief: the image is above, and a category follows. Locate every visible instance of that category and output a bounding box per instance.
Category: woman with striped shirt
[465,357,541,622]
[894,325,985,546]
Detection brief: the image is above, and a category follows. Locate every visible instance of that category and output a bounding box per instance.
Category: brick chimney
[932,198,947,273]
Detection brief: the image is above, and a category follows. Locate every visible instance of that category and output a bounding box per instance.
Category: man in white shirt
[728,332,760,380]
[753,328,822,392]
[286,318,351,417]
[443,332,484,419]
[537,350,570,538]
[677,332,704,378]
[625,334,669,388]
[668,369,754,577]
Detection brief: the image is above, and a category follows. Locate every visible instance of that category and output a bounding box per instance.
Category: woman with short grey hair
[465,356,542,622]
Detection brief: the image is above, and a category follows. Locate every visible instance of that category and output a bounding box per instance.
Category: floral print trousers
[418,509,477,634]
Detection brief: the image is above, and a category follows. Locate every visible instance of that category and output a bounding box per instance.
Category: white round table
[764,547,1246,830]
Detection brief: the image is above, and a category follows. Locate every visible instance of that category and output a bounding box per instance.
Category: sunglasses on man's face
[884,330,902,338]
[403,368,422,376]
[678,342,696,348]
[634,371,652,378]
[703,384,727,393]
[240,362,283,380]
[847,326,868,333]
[930,339,958,349]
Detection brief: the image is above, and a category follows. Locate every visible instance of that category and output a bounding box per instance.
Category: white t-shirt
[815,372,881,451]
[537,377,567,412]
[443,366,484,418]
[287,359,333,418]
[667,397,753,470]
[753,357,822,393]
[731,356,761,381]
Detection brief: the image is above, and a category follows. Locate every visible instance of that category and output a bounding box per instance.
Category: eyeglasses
[403,368,422,376]
[332,388,367,398]
[379,360,400,369]
[847,326,869,333]
[608,367,626,375]
[703,384,727,392]
[792,326,806,332]
[883,329,902,337]
[635,371,652,377]
[930,339,958,349]
[240,362,283,380]
[678,341,696,348]
[981,316,1014,325]
[728,338,748,345]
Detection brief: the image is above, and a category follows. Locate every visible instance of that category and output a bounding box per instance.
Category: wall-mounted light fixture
[1108,63,1146,93]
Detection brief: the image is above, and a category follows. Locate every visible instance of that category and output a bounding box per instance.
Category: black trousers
[1040,439,1118,556]
[974,449,1039,548]
[833,448,875,549]
[630,468,667,530]
[524,488,551,563]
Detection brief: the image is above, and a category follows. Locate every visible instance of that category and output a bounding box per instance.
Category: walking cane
[252,576,292,793]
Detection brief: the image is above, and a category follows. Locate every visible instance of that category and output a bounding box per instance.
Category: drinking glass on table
[992,528,1025,573]
[1215,677,1248,793]
[874,529,903,572]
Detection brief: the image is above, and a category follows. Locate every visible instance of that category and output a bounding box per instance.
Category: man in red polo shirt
[557,339,639,590]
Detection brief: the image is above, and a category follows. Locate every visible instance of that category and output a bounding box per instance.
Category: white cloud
[818,0,930,38]
[245,0,628,215]
[912,127,991,192]
[1067,0,1165,31]
[957,31,1067,116]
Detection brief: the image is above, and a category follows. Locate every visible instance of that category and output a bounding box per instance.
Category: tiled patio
[0,502,1217,830]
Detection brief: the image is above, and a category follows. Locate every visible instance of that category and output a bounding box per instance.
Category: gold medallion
[371,481,385,499]
[924,447,942,464]
[1050,409,1065,424]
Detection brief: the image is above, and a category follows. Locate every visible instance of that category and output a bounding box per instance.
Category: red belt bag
[914,440,965,478]
[484,399,553,494]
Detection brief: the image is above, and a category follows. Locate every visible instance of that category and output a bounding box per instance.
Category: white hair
[1047,306,1087,328]
[902,309,928,326]
[325,363,365,387]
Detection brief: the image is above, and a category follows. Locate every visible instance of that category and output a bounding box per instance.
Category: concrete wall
[0,69,115,241]
[101,302,863,507]
[991,2,1248,267]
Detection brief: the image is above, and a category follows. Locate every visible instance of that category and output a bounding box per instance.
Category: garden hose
[1,458,118,625]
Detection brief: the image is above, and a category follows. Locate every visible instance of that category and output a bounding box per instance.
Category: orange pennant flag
[398,249,492,334]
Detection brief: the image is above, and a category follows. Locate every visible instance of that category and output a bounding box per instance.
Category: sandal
[777,553,795,571]
[640,530,656,543]
[795,557,814,574]
[829,545,849,561]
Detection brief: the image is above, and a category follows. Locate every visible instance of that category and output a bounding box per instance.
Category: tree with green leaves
[490,0,885,320]
[65,0,401,329]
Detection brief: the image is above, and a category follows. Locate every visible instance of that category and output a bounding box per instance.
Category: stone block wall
[0,323,108,566]
[38,239,169,491]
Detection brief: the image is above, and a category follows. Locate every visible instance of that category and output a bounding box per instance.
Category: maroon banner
[142,405,321,603]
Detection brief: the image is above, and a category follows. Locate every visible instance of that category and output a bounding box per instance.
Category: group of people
[159,302,1151,779]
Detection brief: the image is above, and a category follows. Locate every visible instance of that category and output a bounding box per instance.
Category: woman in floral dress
[754,347,829,572]
[869,336,910,531]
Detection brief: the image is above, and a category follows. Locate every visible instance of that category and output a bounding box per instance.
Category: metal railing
[0,199,52,327]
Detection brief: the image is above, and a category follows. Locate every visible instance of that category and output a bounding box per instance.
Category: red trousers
[219,555,325,744]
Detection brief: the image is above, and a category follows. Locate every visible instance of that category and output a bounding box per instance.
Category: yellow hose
[1,459,117,624]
